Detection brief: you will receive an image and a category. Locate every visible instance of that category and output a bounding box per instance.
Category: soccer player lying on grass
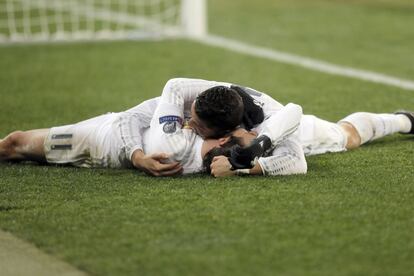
[118,78,301,175]
[98,77,414,177]
[1,78,412,177]
[0,78,297,175]
[103,77,414,177]
[205,110,414,177]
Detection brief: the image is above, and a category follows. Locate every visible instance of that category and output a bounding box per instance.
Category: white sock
[340,112,412,144]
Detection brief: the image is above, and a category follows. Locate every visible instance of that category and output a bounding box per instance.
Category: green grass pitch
[1,0,414,275]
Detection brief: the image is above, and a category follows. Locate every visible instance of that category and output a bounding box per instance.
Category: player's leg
[339,112,413,148]
[337,122,361,150]
[0,129,49,162]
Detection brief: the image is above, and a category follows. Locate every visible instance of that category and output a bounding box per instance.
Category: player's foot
[395,111,414,134]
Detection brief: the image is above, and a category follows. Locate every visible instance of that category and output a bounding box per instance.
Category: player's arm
[143,84,198,176]
[229,103,303,169]
[257,137,307,176]
[131,149,182,177]
[211,137,307,177]
[117,98,182,176]
[117,98,159,160]
[161,78,232,109]
[258,103,302,145]
[120,76,223,160]
[209,155,263,177]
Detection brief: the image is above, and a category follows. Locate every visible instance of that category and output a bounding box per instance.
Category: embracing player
[104,78,414,177]
[1,78,413,177]
[0,78,303,175]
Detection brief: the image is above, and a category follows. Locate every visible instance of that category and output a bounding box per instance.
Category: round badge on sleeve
[163,122,177,133]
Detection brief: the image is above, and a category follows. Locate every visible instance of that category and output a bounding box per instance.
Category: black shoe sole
[395,111,414,134]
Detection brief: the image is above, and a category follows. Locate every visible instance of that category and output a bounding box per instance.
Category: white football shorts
[298,115,348,156]
[44,113,129,168]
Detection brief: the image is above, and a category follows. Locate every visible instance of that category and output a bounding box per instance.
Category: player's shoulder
[165,77,210,86]
[158,121,194,148]
[162,129,199,164]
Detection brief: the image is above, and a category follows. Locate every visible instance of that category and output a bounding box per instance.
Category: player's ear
[218,136,231,146]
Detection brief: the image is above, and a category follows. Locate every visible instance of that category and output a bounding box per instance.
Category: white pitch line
[194,34,414,91]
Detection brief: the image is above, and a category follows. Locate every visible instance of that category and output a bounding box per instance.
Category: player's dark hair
[195,86,244,138]
[230,85,265,130]
[202,136,243,174]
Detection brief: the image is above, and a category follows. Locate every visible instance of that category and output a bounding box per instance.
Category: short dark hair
[195,86,244,138]
[202,136,243,174]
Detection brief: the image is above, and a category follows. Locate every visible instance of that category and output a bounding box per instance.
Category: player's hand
[132,150,183,177]
[229,135,272,169]
[210,155,236,177]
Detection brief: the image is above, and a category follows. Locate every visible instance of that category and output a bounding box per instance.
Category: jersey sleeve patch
[159,115,183,124]
[163,121,178,133]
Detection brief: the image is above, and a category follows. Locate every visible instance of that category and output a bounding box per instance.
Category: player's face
[230,128,257,146]
[189,102,217,139]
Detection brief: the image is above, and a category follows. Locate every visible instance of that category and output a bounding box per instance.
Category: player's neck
[200,139,221,158]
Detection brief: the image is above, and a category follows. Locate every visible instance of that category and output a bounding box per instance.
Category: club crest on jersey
[163,121,177,133]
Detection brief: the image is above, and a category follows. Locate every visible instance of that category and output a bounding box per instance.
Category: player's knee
[348,135,361,149]
[339,123,361,149]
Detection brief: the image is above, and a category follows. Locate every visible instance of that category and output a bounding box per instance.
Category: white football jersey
[117,79,285,154]
[116,78,301,174]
